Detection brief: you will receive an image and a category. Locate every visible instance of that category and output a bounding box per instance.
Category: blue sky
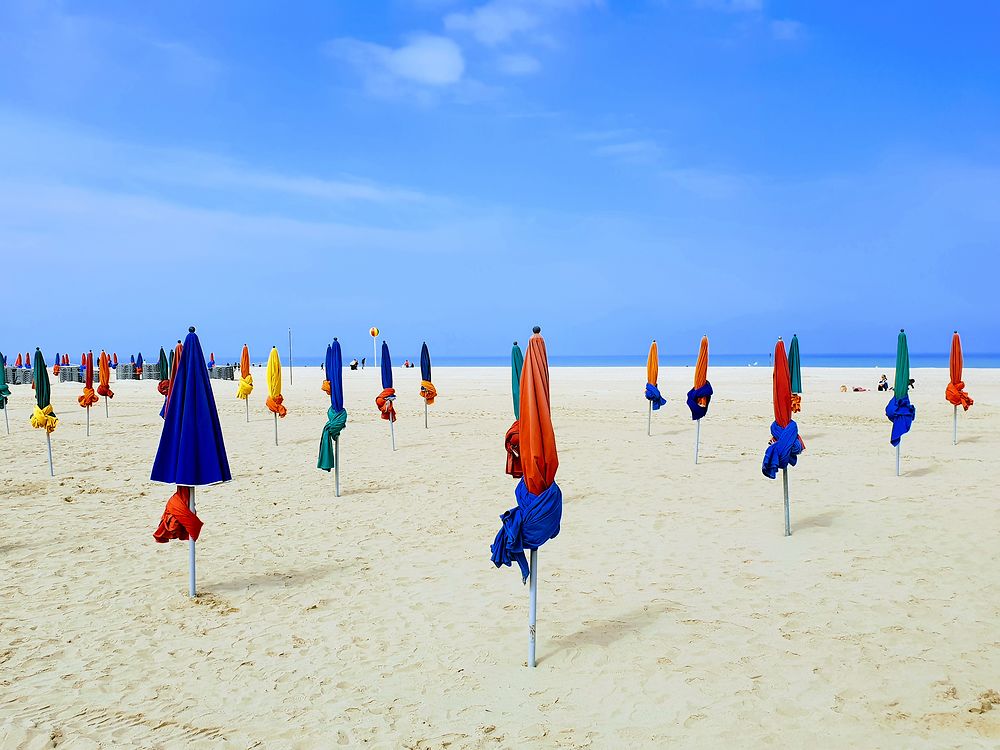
[2,0,998,361]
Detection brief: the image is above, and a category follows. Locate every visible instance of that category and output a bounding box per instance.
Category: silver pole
[288,328,293,385]
[694,419,701,464]
[782,467,791,537]
[896,442,900,477]
[86,406,90,437]
[528,548,538,668]
[647,402,652,436]
[246,397,249,423]
[189,486,197,598]
[46,432,54,476]
[425,401,428,429]
[104,395,108,418]
[274,413,279,446]
[953,405,957,446]
[335,436,341,497]
[389,411,396,451]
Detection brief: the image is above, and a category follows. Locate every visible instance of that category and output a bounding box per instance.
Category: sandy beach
[1,364,998,748]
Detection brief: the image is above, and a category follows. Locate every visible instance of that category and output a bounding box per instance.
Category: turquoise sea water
[241,353,1000,368]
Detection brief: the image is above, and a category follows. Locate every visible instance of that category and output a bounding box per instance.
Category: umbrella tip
[900,328,904,332]
[334,336,338,341]
[189,326,195,333]
[513,340,518,345]
[532,326,541,334]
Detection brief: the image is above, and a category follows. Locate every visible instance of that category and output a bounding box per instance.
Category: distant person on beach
[878,374,889,391]
[361,357,366,369]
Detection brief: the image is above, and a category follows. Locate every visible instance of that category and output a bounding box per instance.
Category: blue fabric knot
[686,382,713,420]
[491,478,562,583]
[885,395,915,446]
[645,383,666,410]
[762,420,804,478]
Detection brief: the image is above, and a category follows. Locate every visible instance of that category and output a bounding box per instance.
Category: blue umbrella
[318,339,348,495]
[377,340,396,450]
[136,352,143,379]
[419,342,436,428]
[151,327,231,597]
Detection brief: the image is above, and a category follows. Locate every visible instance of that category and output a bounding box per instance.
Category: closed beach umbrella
[98,350,114,417]
[136,352,143,378]
[130,354,135,365]
[0,350,10,434]
[376,340,397,450]
[63,354,70,366]
[505,341,525,480]
[25,352,31,369]
[266,346,287,445]
[78,351,99,435]
[53,353,60,377]
[112,352,118,368]
[160,341,183,420]
[156,347,170,397]
[789,334,802,412]
[318,339,348,495]
[419,342,436,428]
[29,349,57,475]
[236,344,253,422]
[945,331,973,445]
[151,327,232,598]
[686,336,713,463]
[15,353,22,368]
[490,327,562,668]
[208,352,215,369]
[644,339,666,435]
[762,338,805,536]
[885,329,915,476]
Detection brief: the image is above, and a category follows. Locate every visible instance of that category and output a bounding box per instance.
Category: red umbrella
[762,338,805,536]
[945,331,973,444]
[78,351,99,435]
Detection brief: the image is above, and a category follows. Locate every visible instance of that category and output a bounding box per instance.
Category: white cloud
[326,34,465,95]
[770,19,805,41]
[497,53,541,75]
[694,0,762,12]
[444,0,599,46]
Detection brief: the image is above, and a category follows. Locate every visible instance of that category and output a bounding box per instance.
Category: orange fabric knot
[945,382,973,411]
[321,380,331,395]
[156,380,169,397]
[78,387,99,408]
[419,380,437,405]
[376,388,396,422]
[505,420,523,479]
[153,487,203,543]
[266,394,288,417]
[790,393,802,413]
[53,364,60,376]
[97,384,114,398]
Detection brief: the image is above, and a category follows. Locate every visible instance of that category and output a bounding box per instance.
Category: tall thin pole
[288,328,293,385]
[694,419,701,464]
[104,395,108,418]
[782,467,791,537]
[896,442,901,477]
[528,549,538,668]
[46,433,54,476]
[389,411,396,451]
[86,406,90,437]
[425,401,428,429]
[245,397,249,423]
[274,413,279,446]
[334,436,341,497]
[647,402,652,436]
[953,405,958,446]
[189,486,197,598]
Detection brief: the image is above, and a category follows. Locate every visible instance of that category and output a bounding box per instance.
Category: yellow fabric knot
[420,380,437,405]
[31,404,58,433]
[237,374,254,399]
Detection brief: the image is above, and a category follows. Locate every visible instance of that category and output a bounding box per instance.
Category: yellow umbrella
[266,346,287,445]
[237,344,253,423]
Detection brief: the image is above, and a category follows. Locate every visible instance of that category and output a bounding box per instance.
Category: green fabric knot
[317,407,348,471]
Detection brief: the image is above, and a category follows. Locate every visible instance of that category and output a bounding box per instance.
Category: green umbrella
[788,334,802,395]
[29,348,57,475]
[158,347,169,382]
[512,341,524,420]
[894,329,909,396]
[0,350,10,434]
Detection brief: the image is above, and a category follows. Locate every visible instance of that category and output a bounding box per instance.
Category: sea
[251,353,1000,369]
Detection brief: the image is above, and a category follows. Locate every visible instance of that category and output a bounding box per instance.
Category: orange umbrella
[78,351,99,434]
[644,340,666,435]
[762,338,805,536]
[97,350,114,417]
[490,326,562,668]
[236,344,253,422]
[686,336,713,463]
[945,331,973,444]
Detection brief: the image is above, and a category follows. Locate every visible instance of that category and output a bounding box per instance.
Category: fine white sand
[1,365,998,748]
